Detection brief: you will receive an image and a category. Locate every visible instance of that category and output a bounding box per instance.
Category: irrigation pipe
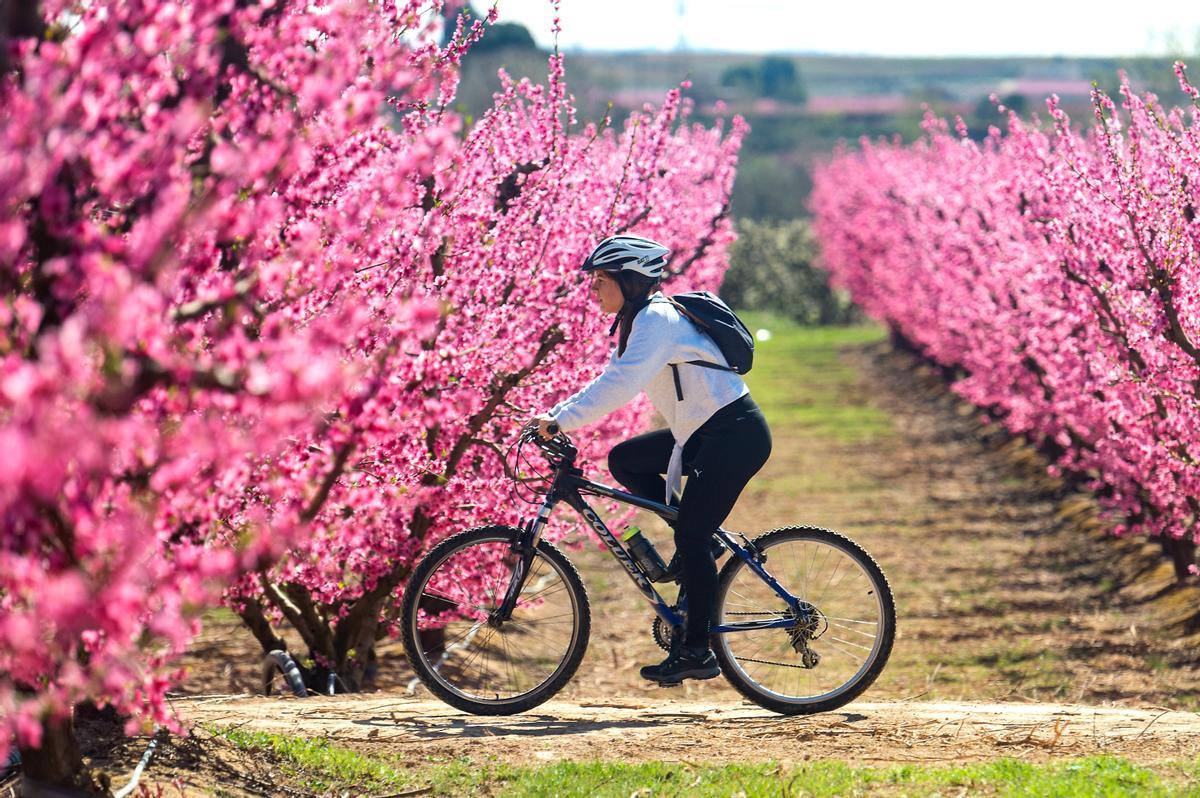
[111,728,163,798]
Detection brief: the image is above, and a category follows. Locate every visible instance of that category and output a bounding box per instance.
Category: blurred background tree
[722,219,859,326]
[721,56,808,103]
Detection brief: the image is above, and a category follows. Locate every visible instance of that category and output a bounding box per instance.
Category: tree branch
[235,597,288,655]
[441,324,565,479]
[300,439,355,523]
[283,581,336,659]
[259,574,334,662]
[666,200,730,278]
[1128,214,1200,375]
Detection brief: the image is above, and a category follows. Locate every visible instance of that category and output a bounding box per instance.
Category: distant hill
[453,48,1197,220]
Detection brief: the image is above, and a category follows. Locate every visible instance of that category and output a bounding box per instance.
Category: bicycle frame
[516,453,811,635]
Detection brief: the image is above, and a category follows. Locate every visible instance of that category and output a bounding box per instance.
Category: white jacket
[549,292,749,504]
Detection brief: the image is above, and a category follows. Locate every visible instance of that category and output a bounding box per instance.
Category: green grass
[211,727,418,794]
[737,312,891,443]
[494,759,1199,797]
[211,727,1200,797]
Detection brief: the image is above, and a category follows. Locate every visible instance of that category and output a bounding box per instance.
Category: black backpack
[646,292,755,401]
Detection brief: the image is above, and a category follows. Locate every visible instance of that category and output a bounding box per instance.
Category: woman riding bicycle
[530,234,772,685]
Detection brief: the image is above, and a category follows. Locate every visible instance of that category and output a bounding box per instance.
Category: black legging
[607,393,772,648]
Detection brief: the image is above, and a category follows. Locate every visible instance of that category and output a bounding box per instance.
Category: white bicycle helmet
[581,235,670,278]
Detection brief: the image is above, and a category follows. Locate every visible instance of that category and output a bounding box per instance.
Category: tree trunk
[1162,535,1197,583]
[237,598,288,654]
[18,714,104,796]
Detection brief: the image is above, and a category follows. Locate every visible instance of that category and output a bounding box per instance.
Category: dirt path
[172,335,1200,776]
[180,695,1200,766]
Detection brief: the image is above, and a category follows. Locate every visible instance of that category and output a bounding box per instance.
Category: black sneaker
[639,645,720,685]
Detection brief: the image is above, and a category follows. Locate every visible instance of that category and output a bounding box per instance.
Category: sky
[492,0,1200,58]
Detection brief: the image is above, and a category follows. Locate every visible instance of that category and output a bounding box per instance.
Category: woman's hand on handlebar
[527,414,559,441]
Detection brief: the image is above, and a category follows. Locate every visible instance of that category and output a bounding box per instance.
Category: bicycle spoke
[518,581,567,605]
[818,638,866,665]
[408,533,583,706]
[826,634,873,653]
[435,619,487,654]
[826,615,878,625]
[717,530,891,708]
[826,621,878,640]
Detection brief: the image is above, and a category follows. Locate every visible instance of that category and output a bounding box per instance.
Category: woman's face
[590,270,625,314]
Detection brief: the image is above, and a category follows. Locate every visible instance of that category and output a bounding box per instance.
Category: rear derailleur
[787,603,826,669]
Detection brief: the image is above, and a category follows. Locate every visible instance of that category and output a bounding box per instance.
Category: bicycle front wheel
[400,525,590,715]
[714,526,895,715]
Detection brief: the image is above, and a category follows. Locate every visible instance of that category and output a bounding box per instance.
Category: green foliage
[760,56,806,102]
[720,63,758,90]
[719,56,808,104]
[729,155,812,221]
[472,22,538,53]
[495,757,1194,797]
[974,92,1030,123]
[212,727,413,794]
[723,219,859,325]
[444,5,540,53]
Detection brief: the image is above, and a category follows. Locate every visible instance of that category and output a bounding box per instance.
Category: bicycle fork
[490,499,554,626]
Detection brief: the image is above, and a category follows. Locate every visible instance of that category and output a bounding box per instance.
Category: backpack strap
[663,296,738,400]
[616,295,735,401]
[686,360,736,373]
[661,296,710,330]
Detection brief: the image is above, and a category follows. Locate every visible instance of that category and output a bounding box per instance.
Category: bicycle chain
[724,611,790,617]
[733,655,812,670]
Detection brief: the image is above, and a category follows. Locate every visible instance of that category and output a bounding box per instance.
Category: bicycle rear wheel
[714,526,895,715]
[400,525,590,715]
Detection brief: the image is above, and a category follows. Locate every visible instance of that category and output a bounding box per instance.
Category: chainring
[652,615,680,652]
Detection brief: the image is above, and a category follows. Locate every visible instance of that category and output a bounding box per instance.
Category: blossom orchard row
[0,0,744,783]
[234,63,746,695]
[811,65,1200,573]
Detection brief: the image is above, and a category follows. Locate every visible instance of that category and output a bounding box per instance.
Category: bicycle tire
[713,526,895,715]
[400,525,591,715]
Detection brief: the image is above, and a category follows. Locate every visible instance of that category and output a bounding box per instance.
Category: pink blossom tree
[1,0,469,788]
[2,0,746,789]
[811,65,1200,580]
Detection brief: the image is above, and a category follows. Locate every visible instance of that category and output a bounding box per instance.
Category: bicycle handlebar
[519,421,575,463]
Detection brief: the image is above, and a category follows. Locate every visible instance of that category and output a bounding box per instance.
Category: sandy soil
[177,694,1200,767]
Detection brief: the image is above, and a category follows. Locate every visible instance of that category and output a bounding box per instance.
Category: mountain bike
[399,423,895,716]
